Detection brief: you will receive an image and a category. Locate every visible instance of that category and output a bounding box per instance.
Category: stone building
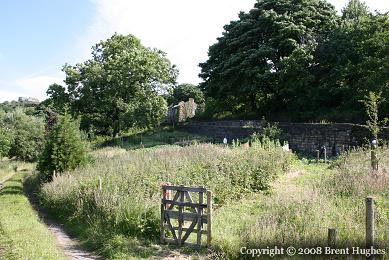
[167,98,197,124]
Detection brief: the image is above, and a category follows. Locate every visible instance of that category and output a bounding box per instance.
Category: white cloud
[3,1,386,103]
[81,0,255,84]
[0,74,64,102]
[81,0,388,86]
[0,89,22,103]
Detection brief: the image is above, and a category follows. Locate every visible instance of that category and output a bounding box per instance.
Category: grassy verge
[0,162,65,259]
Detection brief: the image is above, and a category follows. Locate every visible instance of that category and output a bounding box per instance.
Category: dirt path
[24,184,101,260]
[37,211,101,260]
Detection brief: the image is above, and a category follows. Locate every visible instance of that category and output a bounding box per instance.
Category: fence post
[178,185,184,246]
[207,190,213,247]
[197,186,204,247]
[160,186,166,244]
[366,197,374,252]
[328,228,336,247]
[371,150,378,171]
[371,140,378,171]
[323,146,327,163]
[316,150,320,163]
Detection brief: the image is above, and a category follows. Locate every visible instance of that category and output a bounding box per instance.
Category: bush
[0,127,12,159]
[37,113,88,182]
[6,110,45,161]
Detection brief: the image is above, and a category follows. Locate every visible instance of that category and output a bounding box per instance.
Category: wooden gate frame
[160,185,212,247]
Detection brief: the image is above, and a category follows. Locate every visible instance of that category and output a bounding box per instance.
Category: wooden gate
[160,185,212,247]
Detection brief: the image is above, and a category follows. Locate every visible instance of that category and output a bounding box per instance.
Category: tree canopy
[167,83,205,105]
[200,0,388,122]
[47,34,177,136]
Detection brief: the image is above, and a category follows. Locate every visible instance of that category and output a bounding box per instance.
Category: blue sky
[0,0,388,102]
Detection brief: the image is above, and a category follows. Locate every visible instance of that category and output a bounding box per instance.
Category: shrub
[6,110,45,161]
[0,126,12,159]
[37,113,88,182]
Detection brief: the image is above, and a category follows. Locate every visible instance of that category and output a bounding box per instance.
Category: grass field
[31,137,389,259]
[36,138,293,258]
[212,157,389,259]
[0,162,65,260]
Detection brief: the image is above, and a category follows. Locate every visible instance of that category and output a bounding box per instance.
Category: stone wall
[182,120,389,155]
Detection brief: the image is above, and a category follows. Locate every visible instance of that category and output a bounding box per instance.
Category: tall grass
[37,142,293,258]
[212,146,389,259]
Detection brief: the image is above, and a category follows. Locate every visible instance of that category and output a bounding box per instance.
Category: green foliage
[37,113,88,182]
[200,0,337,118]
[119,91,168,130]
[167,83,205,105]
[46,33,177,136]
[200,0,389,122]
[342,0,369,20]
[0,127,12,159]
[4,110,45,162]
[361,91,383,140]
[37,144,293,258]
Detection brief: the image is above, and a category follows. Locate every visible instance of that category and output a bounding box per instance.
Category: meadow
[33,136,389,259]
[35,138,293,258]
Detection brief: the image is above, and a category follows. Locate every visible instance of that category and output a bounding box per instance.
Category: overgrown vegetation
[211,147,389,259]
[35,141,293,258]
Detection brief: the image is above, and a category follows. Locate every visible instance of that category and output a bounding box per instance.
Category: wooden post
[207,190,212,247]
[316,150,320,163]
[98,176,102,191]
[371,150,378,171]
[328,228,336,247]
[197,187,204,246]
[366,197,374,251]
[324,146,327,163]
[178,186,184,246]
[160,187,166,244]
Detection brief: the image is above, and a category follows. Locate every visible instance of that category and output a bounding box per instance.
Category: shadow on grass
[99,127,215,151]
[0,185,23,196]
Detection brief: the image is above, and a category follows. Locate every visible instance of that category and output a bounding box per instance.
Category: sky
[0,0,388,102]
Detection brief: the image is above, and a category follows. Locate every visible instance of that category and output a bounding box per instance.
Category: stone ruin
[167,98,197,124]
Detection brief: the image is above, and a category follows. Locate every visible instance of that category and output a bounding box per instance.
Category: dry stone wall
[182,120,389,155]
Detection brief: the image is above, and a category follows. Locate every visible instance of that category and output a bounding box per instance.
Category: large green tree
[200,0,337,118]
[166,83,205,105]
[314,3,389,121]
[47,34,177,136]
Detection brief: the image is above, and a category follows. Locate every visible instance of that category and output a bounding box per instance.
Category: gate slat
[197,188,204,246]
[160,185,212,248]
